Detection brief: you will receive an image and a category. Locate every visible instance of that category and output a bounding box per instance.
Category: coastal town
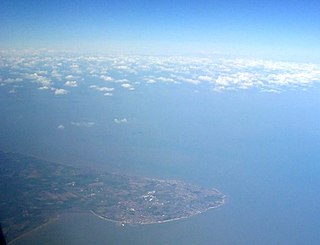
[0,151,225,243]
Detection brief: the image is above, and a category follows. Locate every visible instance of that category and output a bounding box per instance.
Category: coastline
[90,195,226,226]
[8,215,60,245]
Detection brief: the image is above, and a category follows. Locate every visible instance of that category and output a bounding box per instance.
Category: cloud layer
[1,51,320,95]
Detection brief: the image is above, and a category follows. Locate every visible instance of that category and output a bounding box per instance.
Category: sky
[1,0,320,60]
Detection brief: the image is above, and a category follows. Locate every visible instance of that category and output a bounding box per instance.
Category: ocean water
[2,83,320,244]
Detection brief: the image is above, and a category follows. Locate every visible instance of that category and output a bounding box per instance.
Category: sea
[1,81,320,244]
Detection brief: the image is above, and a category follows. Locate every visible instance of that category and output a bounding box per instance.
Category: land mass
[0,151,225,243]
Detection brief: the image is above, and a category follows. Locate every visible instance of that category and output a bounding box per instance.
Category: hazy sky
[1,0,320,60]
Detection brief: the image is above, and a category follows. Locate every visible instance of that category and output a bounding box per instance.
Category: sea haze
[1,54,320,244]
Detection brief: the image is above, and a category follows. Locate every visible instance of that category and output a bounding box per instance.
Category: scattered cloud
[114,118,128,124]
[2,52,320,95]
[100,75,114,81]
[198,75,213,82]
[71,121,95,127]
[121,83,135,90]
[90,85,114,92]
[70,64,79,68]
[64,81,78,87]
[3,78,23,83]
[38,86,50,90]
[65,75,75,80]
[57,124,65,129]
[54,88,68,95]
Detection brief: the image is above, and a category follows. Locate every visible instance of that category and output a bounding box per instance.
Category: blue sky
[1,0,320,60]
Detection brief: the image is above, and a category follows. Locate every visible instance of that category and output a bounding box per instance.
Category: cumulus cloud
[38,86,50,90]
[64,81,78,87]
[3,52,320,95]
[156,77,175,83]
[3,78,23,83]
[100,75,114,82]
[144,77,156,84]
[97,87,114,92]
[54,88,68,95]
[90,85,114,92]
[260,88,281,94]
[121,83,135,90]
[114,118,128,124]
[26,73,52,88]
[71,121,95,127]
[198,75,213,82]
[70,64,79,69]
[57,124,65,129]
[65,75,75,80]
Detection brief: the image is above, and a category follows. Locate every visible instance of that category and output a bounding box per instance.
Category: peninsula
[0,151,225,243]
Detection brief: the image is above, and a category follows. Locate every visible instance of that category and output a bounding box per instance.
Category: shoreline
[90,196,226,226]
[8,215,60,245]
[7,197,225,243]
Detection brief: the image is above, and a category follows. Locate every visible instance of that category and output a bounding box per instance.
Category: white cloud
[115,79,129,83]
[3,53,320,95]
[98,87,114,92]
[114,118,128,124]
[71,121,95,127]
[38,86,50,90]
[156,77,175,83]
[54,88,68,95]
[100,75,114,81]
[121,83,131,88]
[26,73,52,88]
[57,124,65,129]
[260,89,281,94]
[121,83,135,90]
[4,78,23,83]
[70,64,79,68]
[198,75,213,82]
[64,81,78,87]
[65,75,75,80]
[144,78,156,84]
[90,85,114,92]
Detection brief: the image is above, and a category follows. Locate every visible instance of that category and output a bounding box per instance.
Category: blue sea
[2,81,320,244]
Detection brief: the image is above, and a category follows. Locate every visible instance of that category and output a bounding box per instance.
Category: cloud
[71,121,95,127]
[64,81,78,87]
[38,86,50,90]
[97,87,114,92]
[144,78,156,84]
[156,77,175,83]
[260,89,281,94]
[70,64,79,68]
[3,52,320,95]
[114,118,128,124]
[115,79,129,83]
[100,75,114,81]
[57,124,65,129]
[121,83,135,90]
[3,78,23,83]
[65,75,75,80]
[26,73,52,88]
[54,88,69,95]
[90,85,114,92]
[198,75,213,82]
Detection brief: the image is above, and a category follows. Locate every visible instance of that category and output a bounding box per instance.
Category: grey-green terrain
[0,151,225,243]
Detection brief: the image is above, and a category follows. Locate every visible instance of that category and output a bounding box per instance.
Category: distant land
[0,151,225,243]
